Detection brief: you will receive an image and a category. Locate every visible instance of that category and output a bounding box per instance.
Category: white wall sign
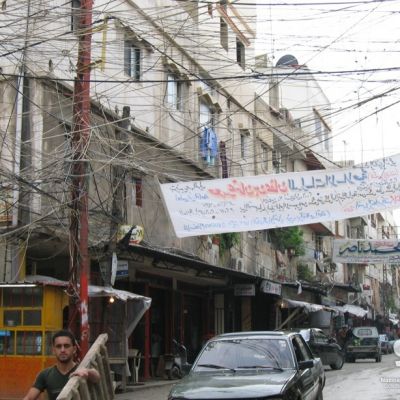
[260,280,282,296]
[160,154,400,238]
[116,260,129,278]
[333,239,400,264]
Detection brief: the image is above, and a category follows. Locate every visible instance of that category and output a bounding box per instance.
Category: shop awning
[23,274,151,304]
[332,304,368,318]
[283,299,335,313]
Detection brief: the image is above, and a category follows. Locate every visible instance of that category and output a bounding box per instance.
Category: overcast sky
[256,0,400,165]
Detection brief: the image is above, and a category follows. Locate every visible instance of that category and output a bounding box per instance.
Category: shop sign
[234,284,255,296]
[100,258,129,284]
[116,260,129,278]
[117,224,144,245]
[260,280,281,296]
[333,238,400,264]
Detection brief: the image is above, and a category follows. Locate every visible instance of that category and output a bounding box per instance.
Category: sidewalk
[114,379,175,400]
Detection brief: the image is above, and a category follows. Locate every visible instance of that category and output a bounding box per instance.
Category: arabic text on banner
[159,153,400,238]
[332,239,400,264]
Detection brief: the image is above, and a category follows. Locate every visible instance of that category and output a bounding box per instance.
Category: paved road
[115,381,174,400]
[324,353,400,400]
[115,353,400,400]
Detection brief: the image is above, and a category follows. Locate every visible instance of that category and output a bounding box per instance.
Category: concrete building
[0,1,398,394]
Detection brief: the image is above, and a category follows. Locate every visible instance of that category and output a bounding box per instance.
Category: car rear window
[356,328,373,336]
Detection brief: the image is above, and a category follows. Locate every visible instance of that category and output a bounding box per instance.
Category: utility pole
[69,0,93,357]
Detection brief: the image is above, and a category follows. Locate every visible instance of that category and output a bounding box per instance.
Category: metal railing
[57,333,114,400]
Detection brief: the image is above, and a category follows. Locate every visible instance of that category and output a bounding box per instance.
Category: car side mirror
[298,360,314,370]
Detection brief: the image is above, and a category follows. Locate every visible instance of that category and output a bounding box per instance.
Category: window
[313,330,328,344]
[71,0,81,33]
[0,330,14,355]
[133,178,142,207]
[166,74,182,110]
[199,101,215,128]
[240,134,245,158]
[292,335,312,362]
[370,214,376,228]
[16,331,42,355]
[45,331,55,355]
[220,19,228,51]
[236,38,245,69]
[4,310,21,327]
[314,111,322,137]
[194,338,295,370]
[124,41,141,80]
[261,143,269,170]
[240,129,250,158]
[24,310,42,326]
[3,287,43,307]
[315,235,323,252]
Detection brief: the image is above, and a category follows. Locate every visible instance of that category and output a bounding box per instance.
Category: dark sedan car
[300,328,344,370]
[168,331,325,400]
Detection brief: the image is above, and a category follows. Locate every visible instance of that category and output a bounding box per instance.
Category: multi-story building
[0,1,398,396]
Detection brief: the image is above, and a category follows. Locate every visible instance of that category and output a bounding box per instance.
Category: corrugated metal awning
[283,299,335,313]
[332,304,368,318]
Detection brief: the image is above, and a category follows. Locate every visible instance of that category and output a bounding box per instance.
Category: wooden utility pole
[70,0,93,357]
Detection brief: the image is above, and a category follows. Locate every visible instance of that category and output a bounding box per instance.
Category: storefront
[0,276,150,398]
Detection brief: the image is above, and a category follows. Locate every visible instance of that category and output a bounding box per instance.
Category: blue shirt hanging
[200,127,218,165]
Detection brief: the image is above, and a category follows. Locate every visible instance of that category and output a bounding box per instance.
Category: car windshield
[194,338,295,371]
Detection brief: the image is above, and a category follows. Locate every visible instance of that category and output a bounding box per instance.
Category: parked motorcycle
[164,339,191,380]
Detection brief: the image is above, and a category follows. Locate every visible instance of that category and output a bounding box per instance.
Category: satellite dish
[276,54,299,67]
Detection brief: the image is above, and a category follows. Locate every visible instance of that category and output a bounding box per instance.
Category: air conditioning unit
[272,150,281,168]
[230,257,244,272]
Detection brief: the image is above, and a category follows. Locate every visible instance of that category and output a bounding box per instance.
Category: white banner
[332,239,400,264]
[159,153,400,238]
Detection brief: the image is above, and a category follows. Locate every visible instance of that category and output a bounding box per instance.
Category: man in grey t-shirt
[23,330,100,400]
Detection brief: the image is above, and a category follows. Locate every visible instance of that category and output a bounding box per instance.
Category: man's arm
[70,368,100,383]
[22,387,41,400]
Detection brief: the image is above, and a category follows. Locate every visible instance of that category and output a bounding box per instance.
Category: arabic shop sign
[159,153,400,238]
[332,239,400,264]
[260,280,282,296]
[234,284,256,296]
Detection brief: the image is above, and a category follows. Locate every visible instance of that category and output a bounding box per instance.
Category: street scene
[114,353,400,400]
[1,0,400,399]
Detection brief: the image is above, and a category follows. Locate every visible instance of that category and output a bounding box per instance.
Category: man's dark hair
[52,329,77,346]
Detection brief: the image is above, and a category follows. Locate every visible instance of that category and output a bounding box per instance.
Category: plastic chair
[128,348,141,383]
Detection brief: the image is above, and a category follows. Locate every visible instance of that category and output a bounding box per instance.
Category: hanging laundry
[200,126,218,165]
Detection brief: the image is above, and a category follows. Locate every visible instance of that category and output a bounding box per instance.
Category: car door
[314,329,336,365]
[292,335,319,400]
[309,329,327,365]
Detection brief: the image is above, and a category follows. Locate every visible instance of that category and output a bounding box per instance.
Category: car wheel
[376,355,382,363]
[330,353,344,370]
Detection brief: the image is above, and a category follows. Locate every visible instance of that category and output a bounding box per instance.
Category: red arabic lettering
[208,179,289,199]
